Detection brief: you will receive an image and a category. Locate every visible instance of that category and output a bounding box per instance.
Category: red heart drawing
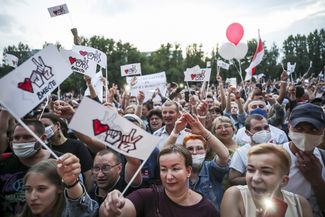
[93,119,109,136]
[79,51,87,56]
[191,74,196,80]
[69,56,76,64]
[124,69,128,74]
[18,78,34,93]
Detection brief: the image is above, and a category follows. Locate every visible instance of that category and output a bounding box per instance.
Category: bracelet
[62,177,79,189]
[204,132,212,141]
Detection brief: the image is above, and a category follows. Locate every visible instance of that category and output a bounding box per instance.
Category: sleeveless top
[237,185,303,217]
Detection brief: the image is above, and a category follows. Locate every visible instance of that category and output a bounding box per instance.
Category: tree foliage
[1,28,324,92]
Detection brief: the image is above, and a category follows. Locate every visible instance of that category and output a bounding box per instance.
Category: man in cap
[283,103,325,217]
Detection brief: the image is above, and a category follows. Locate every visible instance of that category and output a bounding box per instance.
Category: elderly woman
[99,145,218,217]
[220,144,312,217]
[211,116,239,156]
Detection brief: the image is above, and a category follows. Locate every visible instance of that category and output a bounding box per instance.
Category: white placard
[121,63,141,77]
[0,45,72,118]
[48,4,69,17]
[126,72,167,102]
[69,97,159,160]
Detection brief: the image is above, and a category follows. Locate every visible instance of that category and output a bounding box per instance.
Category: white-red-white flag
[245,31,264,81]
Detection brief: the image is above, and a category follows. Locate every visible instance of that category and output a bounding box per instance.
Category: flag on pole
[69,97,159,160]
[3,54,19,68]
[287,62,296,75]
[120,63,141,77]
[217,60,230,70]
[245,30,264,81]
[48,4,69,17]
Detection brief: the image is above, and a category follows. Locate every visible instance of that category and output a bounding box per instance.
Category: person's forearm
[276,81,287,104]
[237,98,244,114]
[125,159,142,186]
[225,94,231,113]
[74,131,105,153]
[202,130,229,165]
[163,131,178,148]
[135,104,142,118]
[229,176,246,186]
[219,84,226,111]
[87,83,97,99]
[311,179,325,212]
[66,181,84,200]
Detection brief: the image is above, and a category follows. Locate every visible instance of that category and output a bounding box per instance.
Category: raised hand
[57,153,81,186]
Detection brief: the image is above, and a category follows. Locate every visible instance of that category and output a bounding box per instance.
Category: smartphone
[263,197,288,217]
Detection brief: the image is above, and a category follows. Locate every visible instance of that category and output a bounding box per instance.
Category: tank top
[237,185,303,217]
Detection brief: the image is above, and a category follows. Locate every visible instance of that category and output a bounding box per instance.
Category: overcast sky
[1,0,324,59]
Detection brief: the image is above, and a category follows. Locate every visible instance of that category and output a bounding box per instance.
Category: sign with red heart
[69,56,76,64]
[79,50,88,56]
[17,78,34,93]
[191,74,196,80]
[93,119,109,135]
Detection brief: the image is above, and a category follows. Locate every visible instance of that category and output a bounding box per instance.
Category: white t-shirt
[235,125,288,146]
[229,143,251,173]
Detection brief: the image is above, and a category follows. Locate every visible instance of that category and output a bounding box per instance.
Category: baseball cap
[289,103,325,129]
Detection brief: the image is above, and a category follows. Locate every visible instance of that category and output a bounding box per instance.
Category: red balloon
[226,23,244,45]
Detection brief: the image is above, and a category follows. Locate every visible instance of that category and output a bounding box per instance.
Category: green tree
[0,43,32,78]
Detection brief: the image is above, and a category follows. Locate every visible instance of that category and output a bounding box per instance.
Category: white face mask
[12,142,39,158]
[250,130,272,144]
[192,154,206,168]
[288,131,323,151]
[45,125,55,139]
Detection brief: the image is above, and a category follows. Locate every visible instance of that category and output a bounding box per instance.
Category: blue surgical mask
[250,108,267,117]
[45,125,55,139]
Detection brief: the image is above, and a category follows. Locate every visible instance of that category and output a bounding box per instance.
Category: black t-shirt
[89,176,135,206]
[0,151,60,217]
[51,138,93,173]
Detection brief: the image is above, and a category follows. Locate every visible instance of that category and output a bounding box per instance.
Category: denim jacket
[189,159,229,212]
[62,184,99,217]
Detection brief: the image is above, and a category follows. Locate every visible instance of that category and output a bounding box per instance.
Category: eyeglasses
[216,124,233,130]
[92,164,119,174]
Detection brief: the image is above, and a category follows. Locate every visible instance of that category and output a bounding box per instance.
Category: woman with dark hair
[18,153,98,217]
[99,145,218,217]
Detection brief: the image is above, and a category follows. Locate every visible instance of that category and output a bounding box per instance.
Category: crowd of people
[0,70,325,217]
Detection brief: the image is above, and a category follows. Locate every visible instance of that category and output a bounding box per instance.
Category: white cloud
[0,0,324,60]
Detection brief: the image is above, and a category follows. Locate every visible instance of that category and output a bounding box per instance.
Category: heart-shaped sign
[79,51,88,56]
[18,78,34,93]
[69,56,76,64]
[191,74,197,80]
[93,119,109,136]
